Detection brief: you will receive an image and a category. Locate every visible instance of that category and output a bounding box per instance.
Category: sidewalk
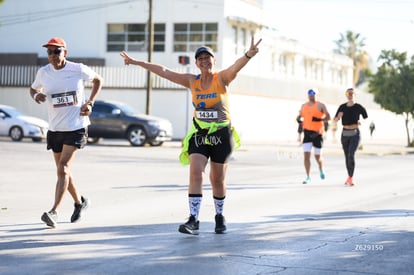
[323,137,414,156]
[238,137,414,157]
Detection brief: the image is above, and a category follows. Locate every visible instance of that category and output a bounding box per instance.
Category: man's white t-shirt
[31,61,97,131]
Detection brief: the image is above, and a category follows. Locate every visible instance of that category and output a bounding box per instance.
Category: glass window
[108,34,125,42]
[107,44,125,52]
[107,23,166,52]
[154,44,165,51]
[174,44,187,52]
[231,26,237,54]
[174,34,187,42]
[173,23,218,52]
[108,24,124,32]
[128,24,145,32]
[154,24,165,32]
[128,34,145,42]
[190,24,203,31]
[205,23,218,31]
[190,34,203,41]
[93,104,112,114]
[238,28,246,54]
[205,33,217,41]
[174,24,187,32]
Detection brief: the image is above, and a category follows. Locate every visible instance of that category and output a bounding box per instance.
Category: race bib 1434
[196,110,218,119]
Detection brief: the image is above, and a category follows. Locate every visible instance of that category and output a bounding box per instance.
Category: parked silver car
[0,104,48,142]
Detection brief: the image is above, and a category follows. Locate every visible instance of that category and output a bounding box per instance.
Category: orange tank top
[301,102,324,133]
[191,73,230,122]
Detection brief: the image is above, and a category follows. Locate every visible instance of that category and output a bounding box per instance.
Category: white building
[1,0,404,142]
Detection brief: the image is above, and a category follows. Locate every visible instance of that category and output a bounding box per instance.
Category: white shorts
[302,142,322,155]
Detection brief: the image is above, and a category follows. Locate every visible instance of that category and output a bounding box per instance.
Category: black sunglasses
[47,48,64,55]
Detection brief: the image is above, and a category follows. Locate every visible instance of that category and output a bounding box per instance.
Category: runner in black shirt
[333,88,368,186]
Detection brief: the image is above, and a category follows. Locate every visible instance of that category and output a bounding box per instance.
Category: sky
[263,0,414,62]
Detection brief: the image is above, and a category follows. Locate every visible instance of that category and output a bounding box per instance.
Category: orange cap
[42,37,67,48]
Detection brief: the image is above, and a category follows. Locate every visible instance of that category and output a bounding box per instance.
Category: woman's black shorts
[188,126,233,164]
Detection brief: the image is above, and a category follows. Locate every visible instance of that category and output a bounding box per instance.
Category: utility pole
[178,55,191,133]
[146,0,153,115]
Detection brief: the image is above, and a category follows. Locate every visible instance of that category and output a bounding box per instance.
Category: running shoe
[344,177,354,187]
[178,215,199,235]
[320,170,326,180]
[41,210,58,228]
[215,214,227,234]
[302,176,311,184]
[71,196,89,223]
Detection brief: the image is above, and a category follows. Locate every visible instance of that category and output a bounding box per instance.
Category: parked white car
[0,104,48,142]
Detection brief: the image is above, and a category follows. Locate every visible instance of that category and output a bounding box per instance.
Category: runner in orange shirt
[297,88,331,184]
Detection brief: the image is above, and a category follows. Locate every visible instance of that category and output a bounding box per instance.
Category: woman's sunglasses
[345,90,354,97]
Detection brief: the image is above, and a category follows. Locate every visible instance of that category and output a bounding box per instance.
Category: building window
[279,54,287,74]
[271,52,277,72]
[231,26,237,54]
[237,28,247,54]
[173,23,218,52]
[107,23,166,52]
[304,58,321,80]
[230,26,247,55]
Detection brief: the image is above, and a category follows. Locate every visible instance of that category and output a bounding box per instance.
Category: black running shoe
[41,211,58,228]
[178,215,199,235]
[71,196,89,223]
[215,214,227,234]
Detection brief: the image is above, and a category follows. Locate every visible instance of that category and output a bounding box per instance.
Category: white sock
[214,196,225,215]
[189,195,202,219]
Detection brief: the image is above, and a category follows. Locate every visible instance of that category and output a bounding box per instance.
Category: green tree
[368,49,414,147]
[334,30,370,87]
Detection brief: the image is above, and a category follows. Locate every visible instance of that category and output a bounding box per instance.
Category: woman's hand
[120,51,135,65]
[334,112,343,122]
[245,36,262,58]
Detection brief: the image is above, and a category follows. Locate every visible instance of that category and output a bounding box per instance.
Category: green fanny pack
[179,118,240,165]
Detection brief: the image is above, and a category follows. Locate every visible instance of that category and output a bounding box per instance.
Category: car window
[1,107,21,117]
[93,104,113,114]
[117,103,137,115]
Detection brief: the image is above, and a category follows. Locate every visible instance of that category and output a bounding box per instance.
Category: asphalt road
[1,138,413,275]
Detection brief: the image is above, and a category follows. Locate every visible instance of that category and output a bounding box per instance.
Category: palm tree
[334,30,370,87]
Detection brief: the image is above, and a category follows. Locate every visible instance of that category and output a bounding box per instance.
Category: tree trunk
[404,113,411,147]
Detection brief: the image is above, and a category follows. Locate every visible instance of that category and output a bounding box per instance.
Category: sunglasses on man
[47,48,64,55]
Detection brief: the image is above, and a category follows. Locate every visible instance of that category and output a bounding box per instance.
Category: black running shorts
[47,128,88,153]
[188,126,233,164]
[303,129,323,149]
